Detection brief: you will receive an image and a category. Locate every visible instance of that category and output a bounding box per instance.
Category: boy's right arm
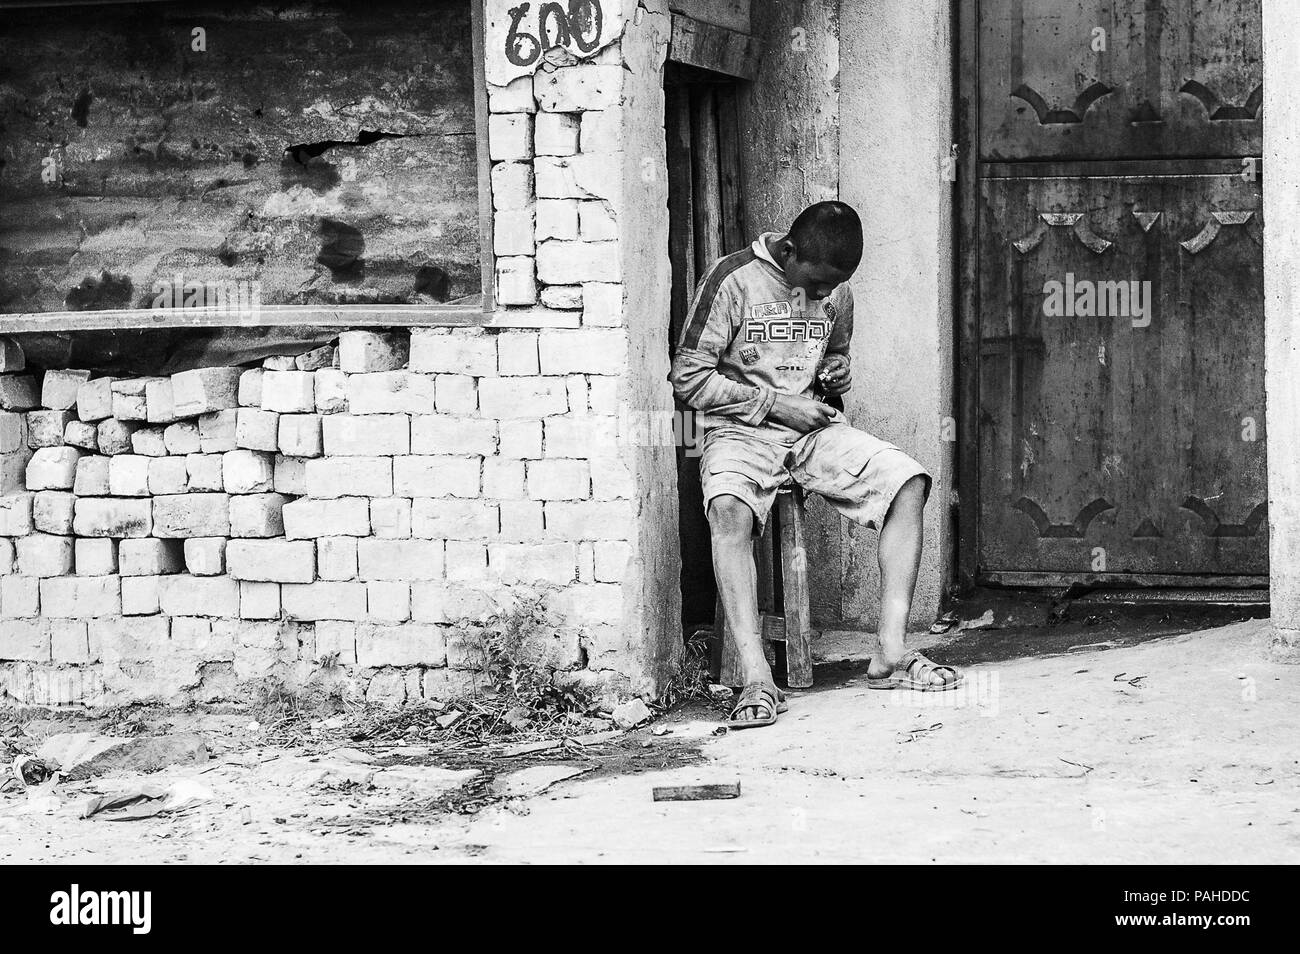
[668,279,777,426]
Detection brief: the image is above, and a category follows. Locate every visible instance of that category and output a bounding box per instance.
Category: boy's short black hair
[788,201,863,272]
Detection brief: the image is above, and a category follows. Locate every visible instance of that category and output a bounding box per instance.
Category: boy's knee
[707,495,755,540]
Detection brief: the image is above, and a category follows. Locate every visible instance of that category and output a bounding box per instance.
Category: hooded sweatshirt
[668,232,854,443]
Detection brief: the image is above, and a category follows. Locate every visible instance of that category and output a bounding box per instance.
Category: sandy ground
[3,615,1297,864]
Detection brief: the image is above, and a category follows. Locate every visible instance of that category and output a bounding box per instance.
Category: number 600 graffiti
[505,0,604,66]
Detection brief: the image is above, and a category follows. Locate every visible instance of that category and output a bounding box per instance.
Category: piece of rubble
[611,697,652,729]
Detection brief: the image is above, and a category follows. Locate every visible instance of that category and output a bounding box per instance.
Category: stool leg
[716,591,745,688]
[778,492,813,688]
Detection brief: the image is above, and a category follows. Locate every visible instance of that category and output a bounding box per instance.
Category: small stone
[198,409,238,453]
[171,367,243,417]
[238,369,264,407]
[73,457,111,496]
[40,369,91,410]
[26,410,74,448]
[338,331,409,373]
[130,427,168,457]
[75,537,117,576]
[223,450,274,494]
[76,377,118,422]
[163,421,202,455]
[108,455,151,497]
[184,537,227,576]
[144,377,178,424]
[0,375,39,411]
[63,420,99,451]
[26,446,82,490]
[235,408,280,451]
[96,418,139,455]
[295,345,335,371]
[611,698,652,730]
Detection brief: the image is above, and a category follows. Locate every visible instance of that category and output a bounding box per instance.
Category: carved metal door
[959,0,1266,587]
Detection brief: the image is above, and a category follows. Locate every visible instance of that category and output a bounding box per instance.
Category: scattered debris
[1059,758,1095,775]
[612,698,653,730]
[707,684,734,702]
[897,723,944,744]
[652,782,741,802]
[12,755,54,786]
[82,779,213,820]
[1113,673,1147,688]
[929,611,960,634]
[957,609,996,632]
[371,766,480,794]
[492,764,587,799]
[37,732,208,781]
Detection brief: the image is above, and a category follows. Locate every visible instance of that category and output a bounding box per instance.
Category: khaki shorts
[699,421,931,534]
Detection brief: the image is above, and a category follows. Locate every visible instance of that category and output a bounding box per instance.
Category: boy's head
[772,201,863,301]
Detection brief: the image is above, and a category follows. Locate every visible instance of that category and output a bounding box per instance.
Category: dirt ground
[3,602,1297,864]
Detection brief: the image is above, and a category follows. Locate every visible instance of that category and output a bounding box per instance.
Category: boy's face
[776,244,855,301]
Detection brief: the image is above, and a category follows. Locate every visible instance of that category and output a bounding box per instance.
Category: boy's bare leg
[867,475,947,685]
[708,495,775,719]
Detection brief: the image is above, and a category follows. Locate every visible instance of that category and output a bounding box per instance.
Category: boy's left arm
[818,287,854,396]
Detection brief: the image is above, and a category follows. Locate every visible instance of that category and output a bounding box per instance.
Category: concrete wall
[1263,0,1300,648]
[837,0,955,628]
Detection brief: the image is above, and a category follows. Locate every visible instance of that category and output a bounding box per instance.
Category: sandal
[728,683,787,729]
[867,649,963,692]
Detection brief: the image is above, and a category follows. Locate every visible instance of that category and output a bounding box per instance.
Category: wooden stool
[711,485,814,689]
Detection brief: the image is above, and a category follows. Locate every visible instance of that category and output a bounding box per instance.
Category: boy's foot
[866,649,962,691]
[728,682,788,728]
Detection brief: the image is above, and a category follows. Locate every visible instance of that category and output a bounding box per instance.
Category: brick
[119,538,184,576]
[171,367,243,416]
[478,377,567,418]
[355,622,445,666]
[357,539,444,581]
[338,331,409,374]
[540,285,583,310]
[544,500,634,538]
[0,376,38,412]
[32,491,75,534]
[435,375,477,414]
[305,457,392,498]
[489,542,577,584]
[227,539,315,583]
[535,111,580,155]
[152,493,230,537]
[273,454,307,495]
[295,345,335,371]
[1,575,40,617]
[495,255,538,305]
[282,498,370,539]
[110,378,152,421]
[75,537,117,575]
[0,537,11,573]
[198,409,239,453]
[545,415,619,456]
[144,377,178,424]
[487,75,535,113]
[590,454,634,499]
[0,493,33,535]
[235,408,280,451]
[75,377,116,421]
[410,583,508,624]
[72,457,110,496]
[369,497,412,538]
[73,497,153,538]
[364,581,411,622]
[498,419,543,458]
[130,427,168,457]
[412,499,498,539]
[39,576,120,617]
[322,414,410,456]
[263,355,296,371]
[261,371,315,413]
[593,540,631,582]
[493,207,536,257]
[40,369,91,410]
[278,414,322,457]
[97,418,139,455]
[537,239,620,283]
[27,409,73,448]
[238,368,264,406]
[63,420,99,451]
[317,536,359,580]
[16,534,73,576]
[488,112,533,160]
[345,371,436,414]
[580,107,622,151]
[0,411,26,452]
[121,575,161,615]
[314,620,357,663]
[499,500,545,541]
[588,376,619,414]
[314,369,348,413]
[239,581,280,620]
[409,330,497,376]
[26,446,82,490]
[579,200,617,241]
[108,454,151,496]
[497,333,540,376]
[491,161,534,211]
[581,282,624,326]
[222,450,274,494]
[50,620,91,662]
[1,448,31,493]
[393,456,480,497]
[0,618,48,660]
[185,453,224,492]
[164,421,201,455]
[0,339,24,374]
[483,458,526,498]
[146,456,188,495]
[158,574,239,617]
[444,541,488,580]
[528,459,591,499]
[230,493,288,537]
[183,537,226,576]
[409,416,497,456]
[281,582,366,621]
[169,617,234,658]
[534,64,623,112]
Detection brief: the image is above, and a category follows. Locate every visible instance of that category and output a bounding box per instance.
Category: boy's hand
[768,393,836,433]
[817,354,852,396]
